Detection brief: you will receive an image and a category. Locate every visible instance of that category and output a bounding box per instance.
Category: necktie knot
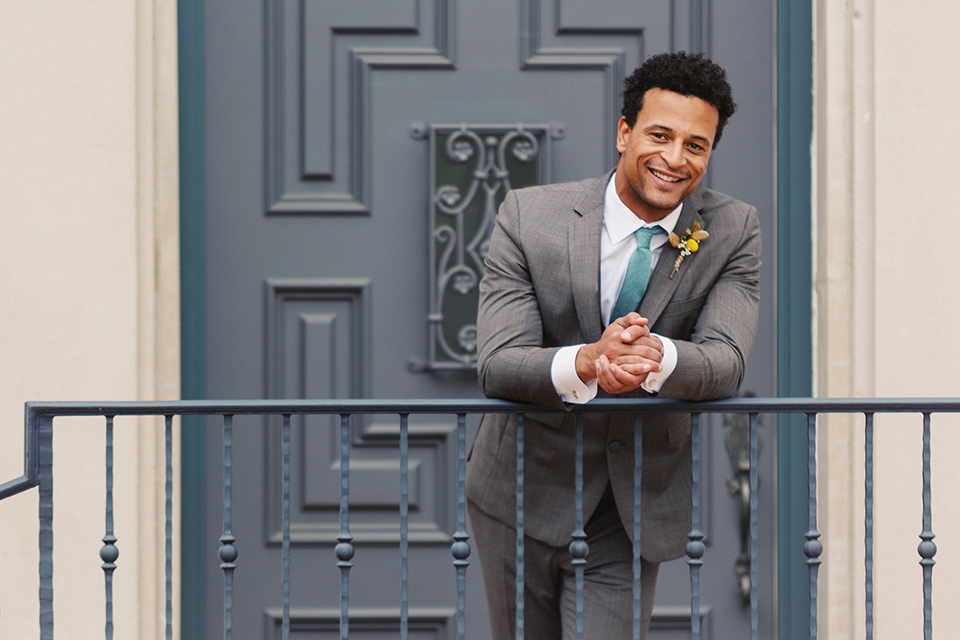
[634,226,664,244]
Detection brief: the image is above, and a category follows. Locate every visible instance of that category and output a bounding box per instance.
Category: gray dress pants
[468,489,660,640]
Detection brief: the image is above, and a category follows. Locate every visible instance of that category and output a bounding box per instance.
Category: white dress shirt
[551,173,680,403]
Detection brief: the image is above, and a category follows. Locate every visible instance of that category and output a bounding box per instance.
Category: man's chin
[641,195,683,214]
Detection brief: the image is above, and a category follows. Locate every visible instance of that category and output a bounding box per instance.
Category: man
[465,51,761,639]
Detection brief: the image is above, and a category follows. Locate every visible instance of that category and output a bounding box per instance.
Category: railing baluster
[570,414,587,640]
[282,414,292,640]
[749,413,760,640]
[165,415,174,640]
[804,413,822,640]
[919,412,936,640]
[515,413,525,640]
[864,413,874,640]
[633,413,644,640]
[336,414,355,640]
[101,415,119,640]
[686,413,703,640]
[219,414,238,640]
[452,413,471,640]
[38,414,54,640]
[400,413,410,640]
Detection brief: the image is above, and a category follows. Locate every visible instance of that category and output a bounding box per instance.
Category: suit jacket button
[608,441,622,452]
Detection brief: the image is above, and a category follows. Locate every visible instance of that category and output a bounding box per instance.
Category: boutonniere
[668,221,709,278]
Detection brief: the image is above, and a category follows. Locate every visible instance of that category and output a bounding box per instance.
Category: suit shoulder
[700,189,759,228]
[695,188,761,251]
[698,188,756,219]
[512,175,600,195]
[507,175,606,210]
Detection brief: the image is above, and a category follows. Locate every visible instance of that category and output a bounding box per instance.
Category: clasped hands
[575,312,662,394]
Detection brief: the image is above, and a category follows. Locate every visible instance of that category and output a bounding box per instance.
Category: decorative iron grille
[411,123,562,370]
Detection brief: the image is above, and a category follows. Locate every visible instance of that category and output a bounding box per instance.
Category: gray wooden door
[201,0,776,637]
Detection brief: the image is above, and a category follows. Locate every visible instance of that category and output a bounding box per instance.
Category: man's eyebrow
[646,123,712,146]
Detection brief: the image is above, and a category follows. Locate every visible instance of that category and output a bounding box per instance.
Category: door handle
[724,392,761,607]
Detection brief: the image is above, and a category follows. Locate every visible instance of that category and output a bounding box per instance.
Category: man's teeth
[651,169,681,183]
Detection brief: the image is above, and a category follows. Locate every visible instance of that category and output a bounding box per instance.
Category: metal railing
[1,397,957,639]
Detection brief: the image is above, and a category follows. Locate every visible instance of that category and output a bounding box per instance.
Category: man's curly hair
[621,51,737,148]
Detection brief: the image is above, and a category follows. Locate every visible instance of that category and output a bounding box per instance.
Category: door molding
[178,0,207,632]
[775,1,815,638]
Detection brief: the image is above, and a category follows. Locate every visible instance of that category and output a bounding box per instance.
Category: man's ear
[616,117,631,154]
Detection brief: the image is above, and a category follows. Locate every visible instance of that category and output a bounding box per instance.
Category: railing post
[864,413,874,640]
[633,412,643,640]
[282,414,292,640]
[101,416,119,640]
[686,413,703,640]
[804,413,822,640]
[336,414,355,640]
[400,413,410,640]
[38,413,54,640]
[569,414,587,640]
[165,415,174,640]
[919,412,936,640]
[749,413,760,640]
[515,413,525,640]
[219,415,238,640]
[452,413,471,640]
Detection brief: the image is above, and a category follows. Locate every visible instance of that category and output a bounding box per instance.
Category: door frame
[177,0,206,633]
[176,4,815,637]
[775,2,815,638]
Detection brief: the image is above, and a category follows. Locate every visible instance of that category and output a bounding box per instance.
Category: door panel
[203,0,775,637]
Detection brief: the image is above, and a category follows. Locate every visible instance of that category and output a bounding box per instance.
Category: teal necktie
[610,226,664,320]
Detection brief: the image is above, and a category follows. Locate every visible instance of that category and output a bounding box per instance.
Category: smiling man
[466,52,761,639]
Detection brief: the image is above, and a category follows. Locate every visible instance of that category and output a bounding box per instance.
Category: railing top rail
[9,396,952,499]
[23,397,960,418]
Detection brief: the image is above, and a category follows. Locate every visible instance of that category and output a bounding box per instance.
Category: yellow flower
[670,220,708,278]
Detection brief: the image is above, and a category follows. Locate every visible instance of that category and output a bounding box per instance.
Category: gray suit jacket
[465,173,761,562]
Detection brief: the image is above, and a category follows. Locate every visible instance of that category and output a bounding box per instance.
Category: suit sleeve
[656,205,762,401]
[476,191,566,408]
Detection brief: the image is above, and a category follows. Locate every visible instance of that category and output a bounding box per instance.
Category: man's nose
[661,141,684,167]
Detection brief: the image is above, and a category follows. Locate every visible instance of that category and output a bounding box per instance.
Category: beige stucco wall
[0,0,180,638]
[815,0,960,637]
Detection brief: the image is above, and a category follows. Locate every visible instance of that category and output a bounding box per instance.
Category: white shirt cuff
[551,344,598,404]
[641,334,677,394]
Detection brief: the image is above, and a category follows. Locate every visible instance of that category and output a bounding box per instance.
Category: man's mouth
[649,168,683,183]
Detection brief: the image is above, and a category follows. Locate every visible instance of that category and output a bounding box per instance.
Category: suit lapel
[568,178,607,343]
[639,188,704,326]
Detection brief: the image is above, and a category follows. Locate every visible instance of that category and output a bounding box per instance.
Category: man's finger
[617,362,659,376]
[619,323,652,343]
[596,355,644,393]
[612,313,648,330]
[612,348,662,365]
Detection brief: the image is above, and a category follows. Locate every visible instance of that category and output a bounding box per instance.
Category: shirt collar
[603,172,683,244]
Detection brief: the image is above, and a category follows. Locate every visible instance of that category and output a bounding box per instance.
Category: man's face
[615,88,719,222]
